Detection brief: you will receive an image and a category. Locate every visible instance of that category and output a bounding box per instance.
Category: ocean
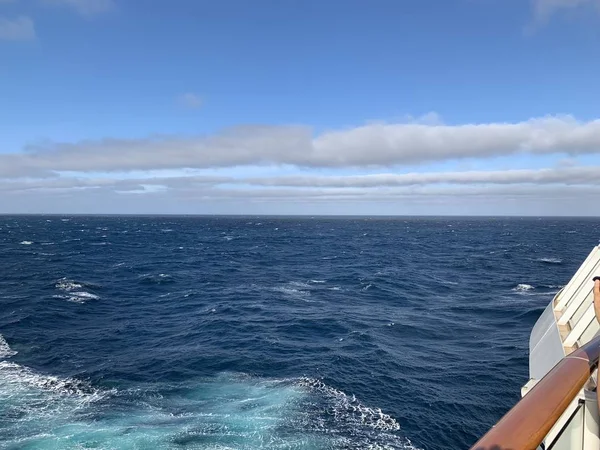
[1,216,599,449]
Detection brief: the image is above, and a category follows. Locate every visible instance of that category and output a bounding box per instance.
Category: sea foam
[0,335,17,358]
[537,257,563,264]
[54,278,99,303]
[514,284,535,292]
[296,377,400,432]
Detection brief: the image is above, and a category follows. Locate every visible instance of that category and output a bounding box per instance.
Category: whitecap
[54,278,99,303]
[53,292,99,304]
[0,335,17,358]
[20,241,33,245]
[0,360,109,402]
[309,280,326,284]
[138,273,174,285]
[296,377,401,432]
[514,284,534,292]
[537,257,563,264]
[273,286,310,298]
[272,282,314,301]
[55,278,83,291]
[70,292,100,301]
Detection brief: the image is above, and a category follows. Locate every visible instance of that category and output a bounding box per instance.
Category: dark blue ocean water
[1,216,599,449]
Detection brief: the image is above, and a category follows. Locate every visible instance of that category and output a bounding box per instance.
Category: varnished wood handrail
[470,334,600,450]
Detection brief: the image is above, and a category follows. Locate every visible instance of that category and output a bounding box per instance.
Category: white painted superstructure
[526,246,600,450]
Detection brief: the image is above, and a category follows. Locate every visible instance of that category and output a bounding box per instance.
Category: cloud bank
[3,114,600,214]
[4,165,600,188]
[2,115,600,177]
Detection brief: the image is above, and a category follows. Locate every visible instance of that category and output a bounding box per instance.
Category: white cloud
[3,166,600,197]
[43,0,114,17]
[3,181,600,215]
[531,0,600,23]
[311,115,600,166]
[0,16,35,41]
[3,115,600,176]
[243,167,600,188]
[178,93,203,109]
[4,114,600,214]
[4,165,600,214]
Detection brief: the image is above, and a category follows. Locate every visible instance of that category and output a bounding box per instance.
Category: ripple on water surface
[1,216,599,449]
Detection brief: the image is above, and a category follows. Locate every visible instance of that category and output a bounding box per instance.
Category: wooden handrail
[470,334,600,450]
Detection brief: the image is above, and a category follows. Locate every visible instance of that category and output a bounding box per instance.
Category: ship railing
[470,334,600,450]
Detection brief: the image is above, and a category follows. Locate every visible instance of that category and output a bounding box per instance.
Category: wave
[296,377,400,432]
[0,361,111,446]
[54,278,100,303]
[515,307,547,321]
[513,284,534,292]
[540,284,565,289]
[0,370,418,449]
[0,335,17,358]
[54,292,100,303]
[55,278,84,291]
[0,361,103,399]
[537,257,563,264]
[271,281,316,299]
[273,285,311,299]
[138,273,175,285]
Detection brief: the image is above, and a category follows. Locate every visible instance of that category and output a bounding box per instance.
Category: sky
[1,0,600,215]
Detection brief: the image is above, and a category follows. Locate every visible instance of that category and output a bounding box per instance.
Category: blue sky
[1,0,600,215]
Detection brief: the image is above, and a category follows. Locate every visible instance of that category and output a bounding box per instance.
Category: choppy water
[1,216,599,449]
